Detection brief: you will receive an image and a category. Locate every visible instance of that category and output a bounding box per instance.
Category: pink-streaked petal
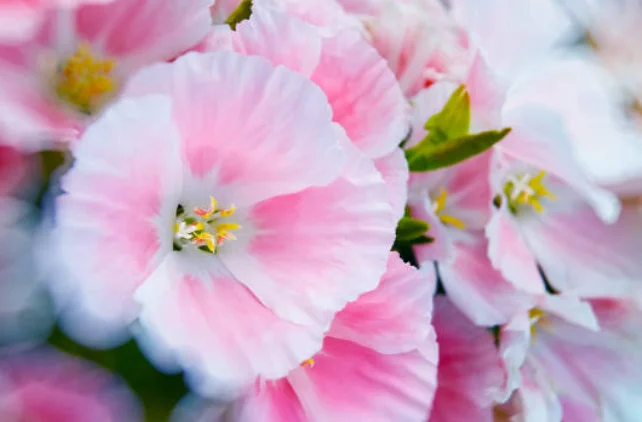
[311,29,410,159]
[513,366,563,422]
[125,51,346,207]
[429,297,507,422]
[54,95,182,324]
[134,251,326,393]
[374,148,409,223]
[255,0,363,33]
[219,140,395,326]
[439,234,534,326]
[560,397,601,422]
[486,207,544,294]
[232,6,322,77]
[329,253,435,354]
[520,204,642,295]
[500,104,620,223]
[76,0,212,70]
[465,52,506,131]
[0,2,43,43]
[284,335,438,422]
[192,25,234,53]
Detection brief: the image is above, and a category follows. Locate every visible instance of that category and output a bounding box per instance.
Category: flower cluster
[1,0,642,421]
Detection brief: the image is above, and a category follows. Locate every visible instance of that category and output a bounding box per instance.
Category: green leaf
[396,217,430,242]
[225,0,253,30]
[423,85,470,143]
[405,127,511,172]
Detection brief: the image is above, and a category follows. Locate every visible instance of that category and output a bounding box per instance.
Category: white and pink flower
[52,50,396,390]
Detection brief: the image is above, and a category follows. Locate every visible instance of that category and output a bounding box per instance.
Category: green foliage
[423,85,470,143]
[405,128,511,172]
[225,0,253,30]
[406,85,510,172]
[395,216,431,242]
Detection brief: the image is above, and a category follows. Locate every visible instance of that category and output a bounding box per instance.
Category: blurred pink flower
[500,295,642,421]
[336,0,474,97]
[428,296,508,422]
[52,51,395,391]
[0,349,140,421]
[0,0,212,151]
[174,253,438,421]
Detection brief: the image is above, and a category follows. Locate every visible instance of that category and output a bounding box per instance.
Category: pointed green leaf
[423,85,470,143]
[405,128,511,172]
[225,0,253,30]
[396,217,431,242]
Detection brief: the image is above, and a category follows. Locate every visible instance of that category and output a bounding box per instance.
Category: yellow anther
[55,43,116,114]
[528,308,549,342]
[219,204,236,217]
[504,171,556,214]
[301,358,315,368]
[432,188,466,230]
[438,214,466,230]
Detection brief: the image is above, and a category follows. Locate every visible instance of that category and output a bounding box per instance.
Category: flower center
[173,197,241,254]
[503,170,556,214]
[55,43,116,114]
[432,188,466,229]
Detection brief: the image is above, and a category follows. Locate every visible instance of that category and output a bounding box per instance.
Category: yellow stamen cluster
[504,171,556,214]
[174,197,241,254]
[432,188,466,230]
[55,43,116,114]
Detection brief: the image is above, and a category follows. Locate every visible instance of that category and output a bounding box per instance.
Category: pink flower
[487,106,642,296]
[173,253,438,421]
[499,295,642,421]
[201,5,410,220]
[405,58,531,326]
[0,349,141,421]
[428,296,508,422]
[52,51,395,390]
[337,0,474,97]
[0,0,212,150]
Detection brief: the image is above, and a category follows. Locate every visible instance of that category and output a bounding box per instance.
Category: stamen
[528,308,549,342]
[55,43,116,114]
[503,170,556,214]
[301,358,315,368]
[431,188,466,230]
[173,197,240,254]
